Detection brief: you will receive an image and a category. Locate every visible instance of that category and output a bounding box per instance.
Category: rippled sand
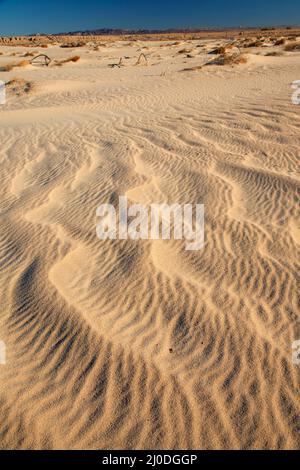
[0,38,299,449]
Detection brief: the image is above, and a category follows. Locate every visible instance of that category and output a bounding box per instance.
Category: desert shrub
[274,38,286,46]
[207,53,248,66]
[6,78,33,95]
[209,46,227,54]
[0,59,29,71]
[54,55,81,66]
[60,42,85,48]
[177,48,192,54]
[284,42,300,51]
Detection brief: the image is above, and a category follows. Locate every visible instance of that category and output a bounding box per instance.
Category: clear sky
[0,0,300,36]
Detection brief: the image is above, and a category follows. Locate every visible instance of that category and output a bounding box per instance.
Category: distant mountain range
[45,28,224,36]
[35,27,278,36]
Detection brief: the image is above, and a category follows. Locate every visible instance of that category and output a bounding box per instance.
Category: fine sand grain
[0,37,299,450]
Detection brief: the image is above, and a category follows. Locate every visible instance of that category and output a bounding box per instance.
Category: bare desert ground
[0,32,300,449]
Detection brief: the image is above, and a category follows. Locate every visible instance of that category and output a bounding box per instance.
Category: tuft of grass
[0,63,14,71]
[274,38,286,46]
[0,59,30,71]
[207,53,248,66]
[265,51,283,57]
[177,48,192,54]
[62,55,80,63]
[209,46,227,55]
[54,55,81,66]
[60,42,85,48]
[265,51,283,56]
[181,65,203,72]
[284,42,300,51]
[18,60,30,67]
[244,40,263,48]
[6,78,33,95]
[22,51,35,57]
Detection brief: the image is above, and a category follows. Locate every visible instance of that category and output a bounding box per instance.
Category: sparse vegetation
[265,51,283,56]
[0,59,30,72]
[274,38,286,46]
[6,78,33,95]
[135,53,148,66]
[209,46,227,55]
[284,42,300,51]
[181,65,203,72]
[54,55,81,66]
[177,48,192,54]
[207,53,248,66]
[22,51,35,57]
[243,39,263,48]
[60,42,85,48]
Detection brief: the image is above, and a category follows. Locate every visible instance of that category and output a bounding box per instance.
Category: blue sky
[0,0,300,36]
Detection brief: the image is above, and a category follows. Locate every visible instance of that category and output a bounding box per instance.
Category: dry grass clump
[22,51,35,57]
[0,63,14,71]
[274,38,286,46]
[181,65,203,72]
[18,60,30,67]
[54,55,81,66]
[0,59,30,71]
[243,39,263,47]
[208,53,248,66]
[284,42,300,51]
[63,55,80,63]
[6,78,33,95]
[209,46,227,54]
[60,42,85,48]
[265,51,283,57]
[177,48,192,54]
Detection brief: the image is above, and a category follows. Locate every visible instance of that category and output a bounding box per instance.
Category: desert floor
[0,36,300,449]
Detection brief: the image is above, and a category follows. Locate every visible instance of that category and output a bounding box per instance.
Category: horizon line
[1,24,300,38]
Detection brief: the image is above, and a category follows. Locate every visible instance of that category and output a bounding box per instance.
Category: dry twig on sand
[109,57,124,68]
[30,54,52,66]
[135,53,148,66]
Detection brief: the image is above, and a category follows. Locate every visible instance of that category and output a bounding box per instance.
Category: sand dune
[0,37,299,449]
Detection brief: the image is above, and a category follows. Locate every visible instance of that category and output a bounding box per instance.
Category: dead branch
[109,57,124,68]
[135,53,148,66]
[30,54,51,66]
